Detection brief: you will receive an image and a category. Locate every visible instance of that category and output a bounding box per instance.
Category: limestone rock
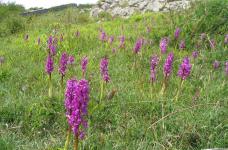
[90,7,104,17]
[90,0,193,18]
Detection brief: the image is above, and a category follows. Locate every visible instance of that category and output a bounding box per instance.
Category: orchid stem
[161,98,165,130]
[160,78,167,96]
[150,83,153,99]
[48,74,52,98]
[74,135,78,150]
[64,127,71,150]
[82,72,85,79]
[61,75,64,89]
[100,80,104,103]
[175,80,184,101]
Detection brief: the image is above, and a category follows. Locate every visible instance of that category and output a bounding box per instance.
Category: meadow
[0,0,228,149]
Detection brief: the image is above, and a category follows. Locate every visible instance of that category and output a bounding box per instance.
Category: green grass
[0,0,228,149]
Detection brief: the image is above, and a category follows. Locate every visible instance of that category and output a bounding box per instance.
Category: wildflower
[45,55,54,75]
[150,55,159,82]
[119,35,125,48]
[64,79,90,139]
[100,57,110,82]
[68,55,75,65]
[224,34,228,44]
[38,37,41,45]
[209,39,216,49]
[50,45,56,56]
[59,52,68,76]
[53,37,58,46]
[109,36,114,45]
[179,40,186,50]
[100,31,106,42]
[174,28,181,39]
[163,52,174,78]
[213,60,220,69]
[160,38,168,54]
[48,35,53,45]
[133,38,143,54]
[192,51,199,59]
[81,57,88,77]
[178,57,192,80]
[225,62,228,75]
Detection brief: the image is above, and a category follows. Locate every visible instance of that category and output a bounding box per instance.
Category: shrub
[0,3,25,36]
[6,15,25,34]
[176,0,228,35]
[98,11,113,21]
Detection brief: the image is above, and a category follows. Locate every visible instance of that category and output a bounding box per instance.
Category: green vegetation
[0,0,228,149]
[0,3,25,37]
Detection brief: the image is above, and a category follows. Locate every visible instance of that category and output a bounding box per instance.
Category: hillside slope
[0,0,228,149]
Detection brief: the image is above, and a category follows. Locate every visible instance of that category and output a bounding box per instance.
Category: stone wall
[91,0,193,18]
[21,3,79,16]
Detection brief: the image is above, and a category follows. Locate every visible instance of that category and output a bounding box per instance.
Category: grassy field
[0,0,228,149]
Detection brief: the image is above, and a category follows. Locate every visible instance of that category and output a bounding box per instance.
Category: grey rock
[111,6,136,17]
[145,1,163,12]
[129,0,144,6]
[90,7,104,17]
[105,0,113,4]
[119,0,129,7]
[101,3,110,10]
[139,1,148,10]
[91,0,193,18]
[167,0,191,11]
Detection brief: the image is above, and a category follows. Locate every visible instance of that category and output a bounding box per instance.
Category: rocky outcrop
[91,0,193,18]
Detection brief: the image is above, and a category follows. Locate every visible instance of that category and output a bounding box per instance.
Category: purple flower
[119,35,125,48]
[64,79,90,138]
[81,56,88,76]
[45,55,54,75]
[109,36,114,45]
[225,62,228,75]
[174,28,181,39]
[179,40,186,50]
[150,55,159,82]
[50,45,56,56]
[133,38,143,54]
[38,37,41,45]
[178,57,192,80]
[53,37,58,46]
[224,34,228,44]
[68,55,75,65]
[209,39,216,49]
[59,52,68,76]
[100,31,106,42]
[213,60,220,69]
[100,57,110,82]
[160,38,168,54]
[48,35,53,45]
[163,52,174,78]
[192,51,199,59]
